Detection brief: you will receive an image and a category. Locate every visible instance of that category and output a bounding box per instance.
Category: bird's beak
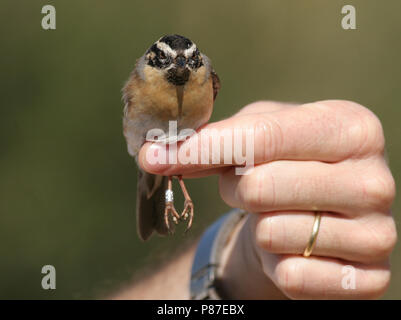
[175,56,186,69]
[166,56,190,85]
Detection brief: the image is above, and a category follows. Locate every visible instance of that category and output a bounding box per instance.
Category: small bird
[122,34,220,240]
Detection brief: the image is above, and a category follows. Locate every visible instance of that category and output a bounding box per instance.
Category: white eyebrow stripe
[184,43,197,57]
[156,41,177,57]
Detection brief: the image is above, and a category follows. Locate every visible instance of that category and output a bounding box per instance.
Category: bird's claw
[181,200,194,232]
[164,202,180,233]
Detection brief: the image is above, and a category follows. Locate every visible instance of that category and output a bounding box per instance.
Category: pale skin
[115,100,397,299]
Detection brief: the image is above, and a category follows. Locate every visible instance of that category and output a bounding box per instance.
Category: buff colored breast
[127,64,214,130]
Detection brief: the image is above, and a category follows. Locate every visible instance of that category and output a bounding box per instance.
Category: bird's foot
[181,199,194,232]
[164,201,180,234]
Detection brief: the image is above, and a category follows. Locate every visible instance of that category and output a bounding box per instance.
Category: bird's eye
[187,53,198,68]
[158,51,166,60]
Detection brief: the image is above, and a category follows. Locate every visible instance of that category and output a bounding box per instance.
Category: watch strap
[190,208,247,300]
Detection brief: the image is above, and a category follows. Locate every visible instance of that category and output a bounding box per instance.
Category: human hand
[138,100,397,299]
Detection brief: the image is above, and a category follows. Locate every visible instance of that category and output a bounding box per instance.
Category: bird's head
[145,34,203,86]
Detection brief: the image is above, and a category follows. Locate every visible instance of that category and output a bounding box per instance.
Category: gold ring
[303,212,322,257]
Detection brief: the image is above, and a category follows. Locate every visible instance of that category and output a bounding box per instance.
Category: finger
[259,254,391,299]
[218,159,395,214]
[232,100,297,117]
[250,212,396,264]
[139,100,385,175]
[136,142,228,178]
[181,167,229,178]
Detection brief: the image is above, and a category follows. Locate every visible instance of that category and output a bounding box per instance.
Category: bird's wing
[211,70,221,101]
[201,54,221,101]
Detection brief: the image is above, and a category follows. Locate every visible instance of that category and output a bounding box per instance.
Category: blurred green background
[0,0,400,299]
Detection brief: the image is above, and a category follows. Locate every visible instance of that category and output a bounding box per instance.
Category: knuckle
[374,270,392,298]
[361,269,391,299]
[234,102,262,117]
[359,113,385,155]
[362,217,397,260]
[317,100,385,156]
[349,105,385,156]
[275,259,306,299]
[238,100,289,115]
[314,99,365,115]
[246,100,268,109]
[254,215,277,252]
[361,172,396,210]
[237,168,275,212]
[218,176,230,204]
[218,169,238,207]
[251,115,283,163]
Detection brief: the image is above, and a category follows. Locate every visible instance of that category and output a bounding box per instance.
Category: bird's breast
[132,65,214,130]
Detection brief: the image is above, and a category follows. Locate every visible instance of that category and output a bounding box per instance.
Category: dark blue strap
[190,208,246,300]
